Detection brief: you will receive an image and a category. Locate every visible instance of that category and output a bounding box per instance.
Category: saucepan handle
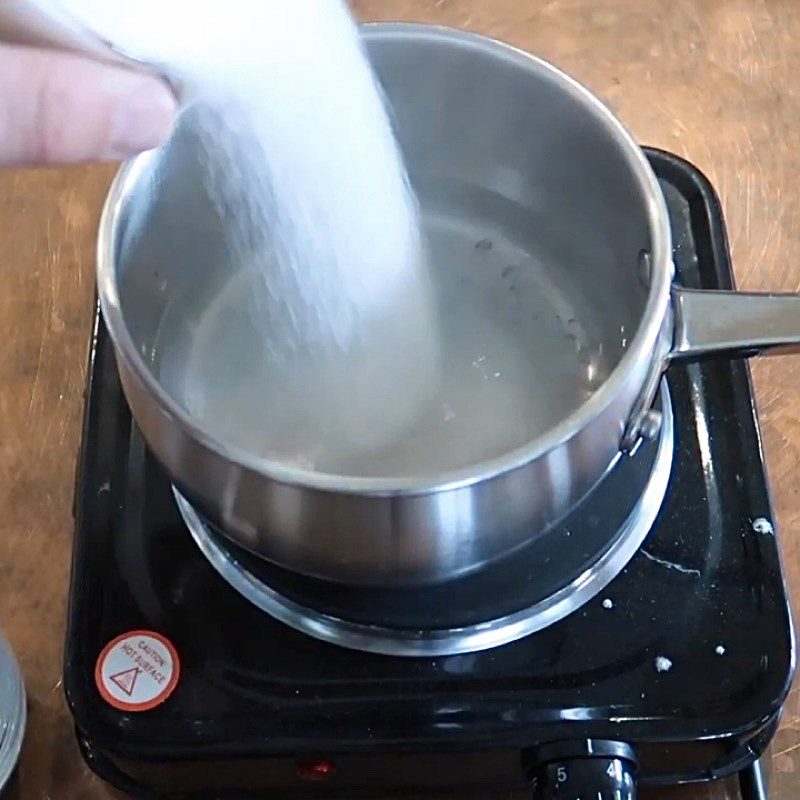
[623,286,800,451]
[669,286,800,360]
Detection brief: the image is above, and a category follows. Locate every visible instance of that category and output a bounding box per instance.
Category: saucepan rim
[95,22,673,496]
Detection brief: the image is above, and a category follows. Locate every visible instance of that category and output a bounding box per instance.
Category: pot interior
[110,27,656,479]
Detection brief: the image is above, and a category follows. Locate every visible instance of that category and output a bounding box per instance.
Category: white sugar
[752,518,774,536]
[654,656,672,673]
[57,0,438,461]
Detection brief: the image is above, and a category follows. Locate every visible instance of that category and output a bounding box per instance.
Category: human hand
[0,43,176,166]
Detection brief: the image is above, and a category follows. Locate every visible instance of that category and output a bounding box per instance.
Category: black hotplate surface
[64,150,794,797]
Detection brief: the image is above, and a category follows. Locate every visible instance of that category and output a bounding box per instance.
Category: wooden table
[0,1,798,797]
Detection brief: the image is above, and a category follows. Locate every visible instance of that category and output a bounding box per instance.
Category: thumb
[0,43,177,166]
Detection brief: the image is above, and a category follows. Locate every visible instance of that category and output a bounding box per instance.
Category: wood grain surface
[0,1,798,798]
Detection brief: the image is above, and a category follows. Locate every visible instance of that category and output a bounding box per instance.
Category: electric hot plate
[64,150,794,798]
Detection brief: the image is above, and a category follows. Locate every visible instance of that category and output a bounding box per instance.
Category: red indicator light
[295,758,336,782]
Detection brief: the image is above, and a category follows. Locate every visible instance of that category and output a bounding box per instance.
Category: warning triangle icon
[109,667,140,697]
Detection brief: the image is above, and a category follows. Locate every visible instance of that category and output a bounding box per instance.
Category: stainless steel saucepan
[95,24,800,586]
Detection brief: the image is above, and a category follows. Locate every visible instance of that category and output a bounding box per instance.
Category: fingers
[0,43,177,166]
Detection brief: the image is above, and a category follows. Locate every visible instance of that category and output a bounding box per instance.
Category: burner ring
[177,382,674,657]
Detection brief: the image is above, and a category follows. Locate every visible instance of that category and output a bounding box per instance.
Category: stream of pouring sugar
[55,0,440,469]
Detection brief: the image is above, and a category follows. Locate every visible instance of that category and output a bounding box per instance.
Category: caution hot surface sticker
[95,630,180,712]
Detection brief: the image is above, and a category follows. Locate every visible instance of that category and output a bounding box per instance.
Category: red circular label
[95,630,180,712]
